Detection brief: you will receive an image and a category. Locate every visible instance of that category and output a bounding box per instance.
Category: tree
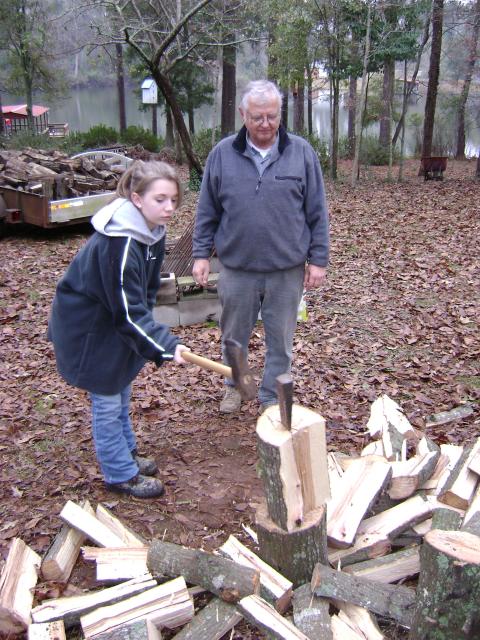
[455,0,480,159]
[422,0,444,159]
[352,0,372,186]
[0,0,68,132]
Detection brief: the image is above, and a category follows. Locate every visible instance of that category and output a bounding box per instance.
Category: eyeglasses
[247,113,280,125]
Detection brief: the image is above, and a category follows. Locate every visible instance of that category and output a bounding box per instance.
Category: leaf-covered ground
[0,159,479,639]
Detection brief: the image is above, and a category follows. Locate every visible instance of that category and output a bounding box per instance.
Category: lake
[4,85,479,157]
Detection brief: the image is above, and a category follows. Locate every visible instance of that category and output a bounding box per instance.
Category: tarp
[2,104,49,118]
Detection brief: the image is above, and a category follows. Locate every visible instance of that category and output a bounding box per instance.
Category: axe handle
[182,351,232,378]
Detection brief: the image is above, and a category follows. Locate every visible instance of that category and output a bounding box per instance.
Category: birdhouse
[141,78,158,104]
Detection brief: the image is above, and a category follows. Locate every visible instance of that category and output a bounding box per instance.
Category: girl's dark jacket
[48,198,179,395]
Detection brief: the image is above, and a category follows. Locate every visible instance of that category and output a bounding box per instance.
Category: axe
[182,339,256,400]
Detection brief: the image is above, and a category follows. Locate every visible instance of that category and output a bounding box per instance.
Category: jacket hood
[91,198,165,245]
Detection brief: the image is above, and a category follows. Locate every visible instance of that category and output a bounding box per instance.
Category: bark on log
[256,500,327,587]
[409,529,480,639]
[292,583,333,639]
[147,539,260,603]
[311,564,415,627]
[172,597,242,640]
[343,545,420,583]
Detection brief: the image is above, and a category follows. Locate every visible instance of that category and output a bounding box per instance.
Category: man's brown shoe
[105,474,164,498]
[219,387,242,413]
[131,449,158,476]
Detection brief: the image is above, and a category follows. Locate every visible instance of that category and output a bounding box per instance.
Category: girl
[48,161,189,498]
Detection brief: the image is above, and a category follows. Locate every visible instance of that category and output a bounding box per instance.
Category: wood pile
[1,394,479,639]
[0,148,128,201]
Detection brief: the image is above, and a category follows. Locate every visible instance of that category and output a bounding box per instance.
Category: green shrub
[192,127,221,164]
[80,124,119,149]
[359,135,398,166]
[300,131,330,171]
[2,132,59,151]
[120,125,163,152]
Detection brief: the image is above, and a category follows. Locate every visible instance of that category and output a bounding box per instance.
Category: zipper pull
[256,178,262,193]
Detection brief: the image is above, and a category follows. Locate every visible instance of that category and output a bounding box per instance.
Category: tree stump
[255,500,327,587]
[409,529,480,639]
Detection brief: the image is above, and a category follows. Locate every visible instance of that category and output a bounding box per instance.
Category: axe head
[224,339,256,400]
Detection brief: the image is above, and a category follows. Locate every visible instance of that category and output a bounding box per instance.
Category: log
[425,403,474,427]
[93,618,162,640]
[327,452,345,495]
[0,538,41,635]
[438,439,480,510]
[95,504,146,547]
[31,574,156,627]
[59,500,127,548]
[256,404,330,531]
[463,482,480,526]
[388,451,439,499]
[292,583,333,639]
[41,500,94,582]
[172,597,242,640]
[331,613,365,639]
[326,457,392,548]
[311,564,415,627]
[343,545,420,583]
[238,594,310,639]
[409,529,480,639]
[80,577,193,637]
[424,444,463,495]
[328,532,391,569]
[366,394,416,460]
[356,494,434,540]
[219,534,292,612]
[28,620,66,640]
[81,546,148,581]
[147,539,260,603]
[256,500,328,587]
[334,603,384,640]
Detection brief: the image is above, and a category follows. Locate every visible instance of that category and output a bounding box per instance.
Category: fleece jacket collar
[232,125,291,154]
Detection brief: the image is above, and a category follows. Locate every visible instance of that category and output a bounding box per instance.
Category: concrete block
[156,272,177,305]
[153,303,180,327]
[178,297,221,326]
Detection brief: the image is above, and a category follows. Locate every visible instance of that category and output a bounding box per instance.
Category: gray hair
[239,80,283,111]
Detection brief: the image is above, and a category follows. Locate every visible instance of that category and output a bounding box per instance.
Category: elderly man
[192,79,329,413]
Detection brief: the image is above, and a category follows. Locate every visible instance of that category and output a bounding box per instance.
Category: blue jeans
[90,384,139,484]
[218,264,305,405]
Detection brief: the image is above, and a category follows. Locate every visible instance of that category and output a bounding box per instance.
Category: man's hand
[174,345,190,365]
[304,264,327,290]
[192,259,210,287]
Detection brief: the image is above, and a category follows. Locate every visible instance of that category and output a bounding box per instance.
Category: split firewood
[409,529,480,639]
[463,482,480,526]
[41,500,95,582]
[238,593,310,639]
[327,452,345,495]
[334,603,384,640]
[468,444,480,476]
[172,597,242,640]
[438,439,480,510]
[256,500,328,587]
[59,500,128,548]
[292,583,333,639]
[147,539,260,603]
[31,573,156,627]
[326,457,392,548]
[219,534,293,612]
[311,564,415,627]
[93,618,162,640]
[328,532,391,569]
[330,613,365,640]
[80,577,193,637]
[361,440,385,457]
[28,620,66,640]
[0,538,41,635]
[366,394,417,461]
[422,444,463,495]
[343,545,420,583]
[388,451,439,499]
[356,494,434,541]
[95,504,146,547]
[256,404,330,531]
[81,546,148,581]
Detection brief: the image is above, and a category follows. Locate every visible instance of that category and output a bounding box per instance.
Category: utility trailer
[0,151,132,234]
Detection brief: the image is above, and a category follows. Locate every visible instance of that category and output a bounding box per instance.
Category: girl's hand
[174,344,190,365]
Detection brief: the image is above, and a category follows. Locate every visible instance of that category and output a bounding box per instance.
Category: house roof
[2,104,49,118]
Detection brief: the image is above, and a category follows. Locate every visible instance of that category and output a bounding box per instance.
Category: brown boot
[219,387,242,413]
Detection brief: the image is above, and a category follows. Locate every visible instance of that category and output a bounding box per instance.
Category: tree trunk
[330,76,340,180]
[281,85,289,129]
[477,155,480,178]
[116,43,127,133]
[153,69,203,176]
[379,58,394,148]
[347,75,357,158]
[221,43,236,138]
[151,105,158,138]
[422,0,444,159]
[293,79,304,133]
[352,1,372,187]
[0,91,5,136]
[165,106,174,148]
[455,0,480,159]
[307,67,313,135]
[188,105,195,135]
